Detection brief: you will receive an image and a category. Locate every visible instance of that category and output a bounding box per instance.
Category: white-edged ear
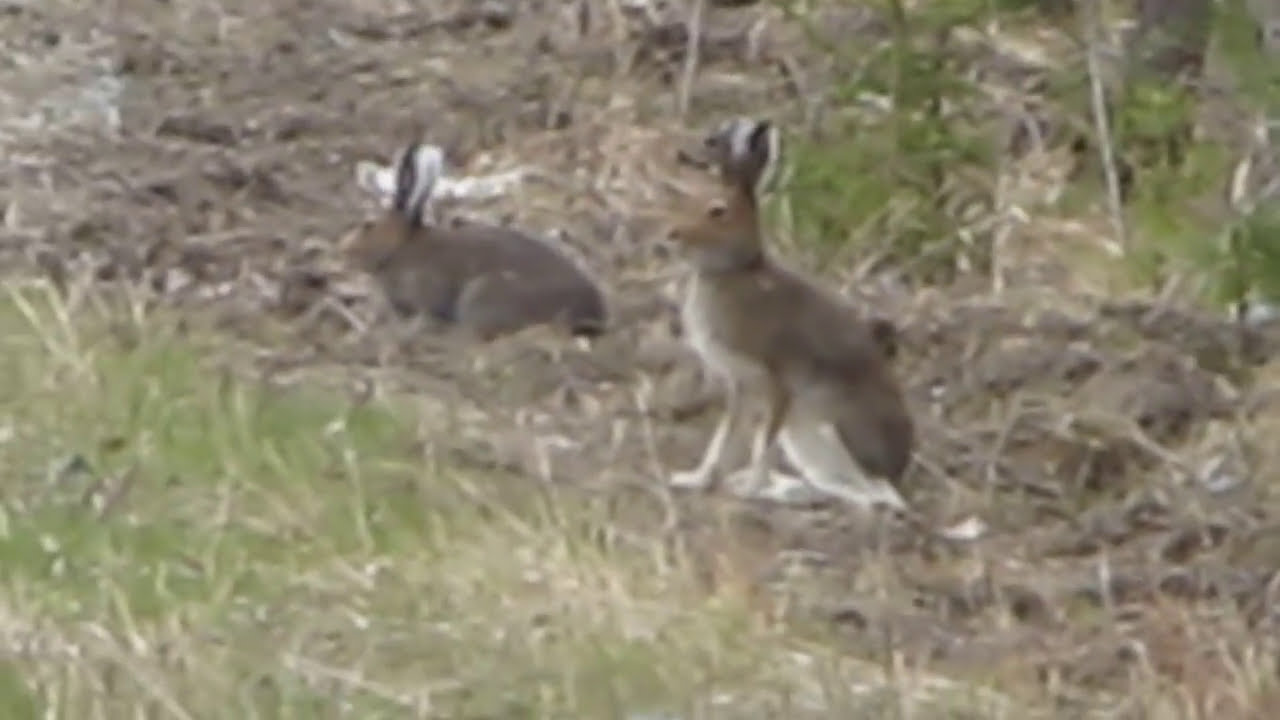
[401,144,446,220]
[354,160,397,203]
[409,144,447,193]
[722,117,758,163]
[750,121,781,198]
[433,168,526,201]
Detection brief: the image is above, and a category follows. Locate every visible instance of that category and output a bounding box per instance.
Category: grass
[0,280,1034,718]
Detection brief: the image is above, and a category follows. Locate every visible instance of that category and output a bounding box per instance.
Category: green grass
[0,282,1031,718]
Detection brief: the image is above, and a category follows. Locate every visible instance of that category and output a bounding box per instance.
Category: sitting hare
[666,118,915,511]
[343,142,608,340]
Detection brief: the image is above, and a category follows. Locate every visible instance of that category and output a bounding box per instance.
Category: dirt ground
[4,0,1280,713]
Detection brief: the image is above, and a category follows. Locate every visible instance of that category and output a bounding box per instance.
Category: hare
[666,118,915,510]
[343,142,608,340]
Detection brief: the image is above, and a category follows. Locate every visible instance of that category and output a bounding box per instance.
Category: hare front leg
[744,371,790,494]
[729,370,800,498]
[670,381,742,490]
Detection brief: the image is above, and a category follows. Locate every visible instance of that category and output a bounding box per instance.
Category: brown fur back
[345,213,607,334]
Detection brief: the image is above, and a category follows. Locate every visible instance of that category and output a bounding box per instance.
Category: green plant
[1117,0,1280,309]
[776,0,998,283]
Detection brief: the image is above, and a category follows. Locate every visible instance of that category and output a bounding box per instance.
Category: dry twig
[1080,0,1127,256]
[676,0,706,119]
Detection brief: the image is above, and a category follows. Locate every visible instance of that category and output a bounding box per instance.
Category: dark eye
[707,202,726,219]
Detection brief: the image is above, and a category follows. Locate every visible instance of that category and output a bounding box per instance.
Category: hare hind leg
[459,275,606,340]
[456,273,560,338]
[778,421,908,511]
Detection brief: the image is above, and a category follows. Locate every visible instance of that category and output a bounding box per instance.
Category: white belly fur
[681,274,764,383]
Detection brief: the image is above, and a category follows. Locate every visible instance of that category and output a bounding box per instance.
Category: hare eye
[707,202,727,219]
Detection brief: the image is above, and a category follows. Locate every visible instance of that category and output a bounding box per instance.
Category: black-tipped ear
[392,143,421,214]
[743,120,779,199]
[747,120,772,158]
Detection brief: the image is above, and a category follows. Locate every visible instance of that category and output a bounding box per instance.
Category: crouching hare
[344,142,608,340]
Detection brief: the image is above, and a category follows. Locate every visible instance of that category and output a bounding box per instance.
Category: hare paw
[726,467,819,505]
[669,469,715,490]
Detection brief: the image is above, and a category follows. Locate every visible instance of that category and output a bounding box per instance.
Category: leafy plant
[775,0,998,283]
[1119,0,1280,309]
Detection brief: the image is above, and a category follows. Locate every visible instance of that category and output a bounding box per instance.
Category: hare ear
[744,120,780,198]
[717,117,759,163]
[355,160,397,206]
[391,143,421,215]
[389,143,446,221]
[712,117,780,199]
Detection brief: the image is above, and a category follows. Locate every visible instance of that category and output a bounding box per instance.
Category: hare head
[667,118,780,269]
[343,143,445,268]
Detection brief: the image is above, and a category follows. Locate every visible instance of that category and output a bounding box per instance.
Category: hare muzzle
[666,222,699,248]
